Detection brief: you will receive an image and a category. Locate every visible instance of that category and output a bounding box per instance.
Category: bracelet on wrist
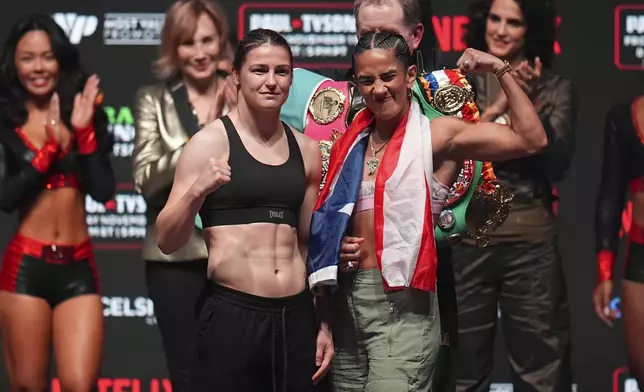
[494,61,512,79]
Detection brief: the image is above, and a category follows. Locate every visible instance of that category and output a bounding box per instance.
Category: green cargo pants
[330,269,441,391]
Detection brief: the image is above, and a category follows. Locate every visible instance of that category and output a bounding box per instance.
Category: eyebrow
[248,63,292,69]
[489,11,524,24]
[16,49,53,55]
[356,69,398,81]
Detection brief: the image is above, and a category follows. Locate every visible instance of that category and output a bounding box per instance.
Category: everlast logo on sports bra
[270,210,284,220]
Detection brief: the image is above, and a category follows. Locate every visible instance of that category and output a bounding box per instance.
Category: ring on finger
[50,119,57,126]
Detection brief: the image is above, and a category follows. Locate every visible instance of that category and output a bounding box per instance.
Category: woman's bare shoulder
[289,127,320,158]
[183,119,229,160]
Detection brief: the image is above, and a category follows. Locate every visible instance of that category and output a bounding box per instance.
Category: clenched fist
[457,48,506,75]
[193,158,231,197]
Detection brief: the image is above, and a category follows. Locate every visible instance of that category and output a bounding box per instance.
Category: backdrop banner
[0,1,642,391]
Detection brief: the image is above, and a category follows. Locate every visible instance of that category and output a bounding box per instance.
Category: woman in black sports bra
[156,28,333,392]
[0,14,115,392]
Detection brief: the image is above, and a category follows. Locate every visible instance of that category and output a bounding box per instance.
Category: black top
[596,97,644,255]
[468,70,576,242]
[0,121,115,214]
[199,116,306,228]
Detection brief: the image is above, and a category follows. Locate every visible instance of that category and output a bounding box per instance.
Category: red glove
[596,250,614,285]
[75,122,98,155]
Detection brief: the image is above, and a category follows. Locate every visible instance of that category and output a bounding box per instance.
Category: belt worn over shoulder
[413,67,514,247]
[281,68,366,190]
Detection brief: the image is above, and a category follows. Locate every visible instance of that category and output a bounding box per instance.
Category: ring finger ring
[50,120,57,126]
[346,261,354,269]
[464,60,469,67]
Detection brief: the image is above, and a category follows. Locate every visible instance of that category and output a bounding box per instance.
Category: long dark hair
[464,0,557,68]
[0,14,108,137]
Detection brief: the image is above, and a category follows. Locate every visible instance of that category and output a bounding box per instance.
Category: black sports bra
[199,116,306,228]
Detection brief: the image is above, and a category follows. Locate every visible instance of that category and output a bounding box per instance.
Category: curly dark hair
[464,0,557,68]
[0,14,108,138]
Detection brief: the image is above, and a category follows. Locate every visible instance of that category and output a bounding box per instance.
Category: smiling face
[176,12,221,82]
[14,30,59,98]
[485,0,527,61]
[235,43,292,111]
[354,47,415,123]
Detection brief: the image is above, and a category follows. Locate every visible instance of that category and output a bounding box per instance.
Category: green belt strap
[411,82,481,245]
[433,160,482,246]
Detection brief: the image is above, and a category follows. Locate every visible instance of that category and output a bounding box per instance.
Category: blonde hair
[154,0,230,80]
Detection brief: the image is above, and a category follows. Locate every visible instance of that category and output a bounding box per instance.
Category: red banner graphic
[51,378,172,392]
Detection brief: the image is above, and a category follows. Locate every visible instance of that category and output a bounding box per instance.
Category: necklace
[367,131,391,176]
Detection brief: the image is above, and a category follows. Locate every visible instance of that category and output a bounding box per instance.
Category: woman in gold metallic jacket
[131,1,234,391]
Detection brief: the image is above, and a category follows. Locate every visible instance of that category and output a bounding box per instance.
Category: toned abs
[204,223,307,298]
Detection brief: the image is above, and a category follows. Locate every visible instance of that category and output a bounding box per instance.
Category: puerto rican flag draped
[307,100,437,292]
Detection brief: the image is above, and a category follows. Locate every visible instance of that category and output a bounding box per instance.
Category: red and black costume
[596,97,644,284]
[0,114,115,307]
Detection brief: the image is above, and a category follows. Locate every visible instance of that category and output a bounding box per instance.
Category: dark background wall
[0,0,642,391]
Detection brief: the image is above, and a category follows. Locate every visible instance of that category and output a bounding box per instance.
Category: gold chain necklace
[366,131,391,176]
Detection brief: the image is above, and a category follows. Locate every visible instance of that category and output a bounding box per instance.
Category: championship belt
[412,68,513,247]
[281,67,512,248]
[282,68,362,189]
